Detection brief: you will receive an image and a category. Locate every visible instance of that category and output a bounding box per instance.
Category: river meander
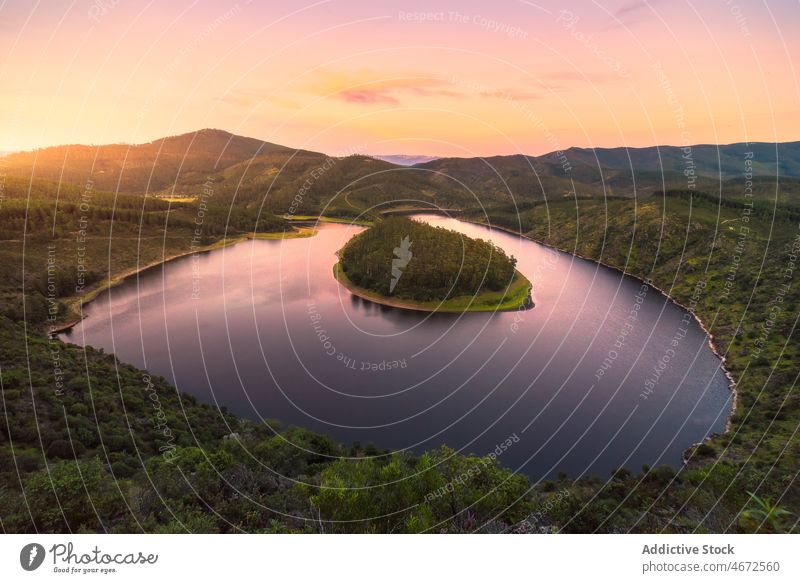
[60,214,732,480]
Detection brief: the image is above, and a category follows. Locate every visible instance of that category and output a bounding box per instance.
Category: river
[60,213,732,480]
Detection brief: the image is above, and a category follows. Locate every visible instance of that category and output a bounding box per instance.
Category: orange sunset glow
[1,0,798,156]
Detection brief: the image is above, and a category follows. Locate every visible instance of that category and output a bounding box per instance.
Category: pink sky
[1,0,798,156]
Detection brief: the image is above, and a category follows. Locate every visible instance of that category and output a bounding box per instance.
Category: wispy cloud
[471,87,542,102]
[217,92,258,107]
[336,89,400,105]
[450,75,542,101]
[309,70,462,106]
[497,89,542,101]
[335,79,461,105]
[605,0,659,30]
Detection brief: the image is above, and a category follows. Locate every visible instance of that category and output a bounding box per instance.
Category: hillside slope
[1,129,292,194]
[5,131,799,210]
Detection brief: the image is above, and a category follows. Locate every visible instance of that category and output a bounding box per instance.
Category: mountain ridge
[6,128,799,173]
[3,129,799,207]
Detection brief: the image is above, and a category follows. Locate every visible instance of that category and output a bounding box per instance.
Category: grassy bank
[333,262,532,313]
[46,225,317,332]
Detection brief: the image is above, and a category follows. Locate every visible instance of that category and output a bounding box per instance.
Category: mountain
[371,154,440,166]
[560,141,800,179]
[0,129,294,194]
[0,130,443,215]
[3,130,798,212]
[415,141,800,201]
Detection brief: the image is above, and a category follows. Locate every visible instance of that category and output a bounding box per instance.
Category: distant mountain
[560,141,800,179]
[1,129,295,194]
[3,130,798,210]
[416,141,800,200]
[0,130,443,214]
[371,154,440,166]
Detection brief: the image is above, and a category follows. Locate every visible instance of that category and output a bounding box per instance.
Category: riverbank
[333,261,533,313]
[41,209,748,527]
[50,226,317,335]
[458,216,738,443]
[51,210,735,451]
[283,214,373,226]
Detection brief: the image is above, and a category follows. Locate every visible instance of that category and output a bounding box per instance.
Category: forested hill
[551,141,800,178]
[339,216,517,301]
[414,140,800,201]
[0,130,435,216]
[3,131,799,211]
[0,129,296,194]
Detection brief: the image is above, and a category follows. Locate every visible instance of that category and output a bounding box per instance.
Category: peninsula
[334,216,532,312]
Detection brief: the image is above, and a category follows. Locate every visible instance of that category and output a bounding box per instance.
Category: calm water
[61,214,732,480]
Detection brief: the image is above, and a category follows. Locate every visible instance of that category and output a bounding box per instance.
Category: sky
[0,0,798,157]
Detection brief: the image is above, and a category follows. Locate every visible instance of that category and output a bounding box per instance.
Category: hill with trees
[0,129,798,533]
[338,216,523,306]
[4,130,800,217]
[0,129,291,194]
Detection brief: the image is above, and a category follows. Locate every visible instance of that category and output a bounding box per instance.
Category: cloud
[469,87,542,102]
[334,78,462,105]
[450,75,542,101]
[605,0,659,29]
[309,70,462,106]
[497,89,542,101]
[304,70,542,106]
[336,89,400,105]
[217,92,258,107]
[615,0,650,19]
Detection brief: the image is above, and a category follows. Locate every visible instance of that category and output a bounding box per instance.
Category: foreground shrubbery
[1,312,792,533]
[0,317,534,533]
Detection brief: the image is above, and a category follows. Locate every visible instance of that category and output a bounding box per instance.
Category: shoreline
[50,227,316,336]
[457,216,738,447]
[283,214,373,226]
[333,262,533,313]
[51,211,736,464]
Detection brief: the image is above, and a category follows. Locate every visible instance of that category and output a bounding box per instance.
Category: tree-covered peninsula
[336,216,532,312]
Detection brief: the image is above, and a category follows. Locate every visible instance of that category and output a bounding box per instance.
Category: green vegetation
[0,130,798,533]
[0,317,532,533]
[334,263,531,313]
[337,216,529,311]
[0,175,307,327]
[283,214,373,226]
[462,187,799,532]
[250,226,316,240]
